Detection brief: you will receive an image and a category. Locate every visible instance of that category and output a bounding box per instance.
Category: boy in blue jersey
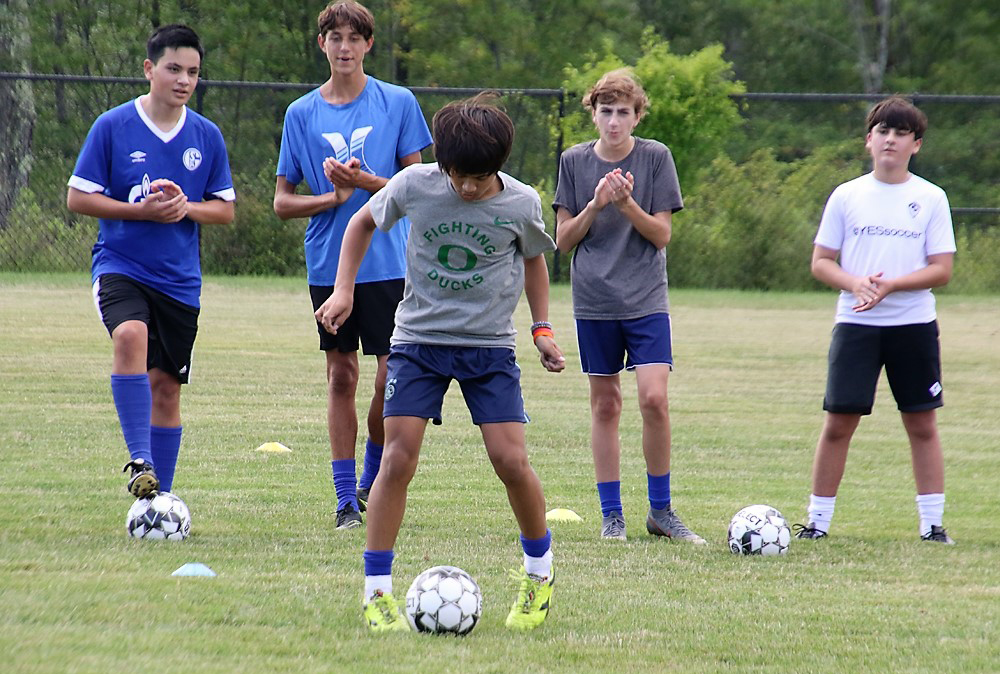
[316,94,565,632]
[67,24,235,500]
[554,70,703,544]
[274,1,432,531]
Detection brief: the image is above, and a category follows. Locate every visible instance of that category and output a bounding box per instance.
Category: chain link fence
[1,74,997,288]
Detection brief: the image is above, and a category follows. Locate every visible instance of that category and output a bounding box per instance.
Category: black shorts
[310,279,403,355]
[823,321,943,415]
[93,273,199,383]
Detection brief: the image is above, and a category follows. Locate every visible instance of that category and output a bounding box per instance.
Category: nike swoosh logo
[494,217,515,226]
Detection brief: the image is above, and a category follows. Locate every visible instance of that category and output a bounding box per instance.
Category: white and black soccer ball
[728,504,791,556]
[126,492,191,541]
[405,565,482,635]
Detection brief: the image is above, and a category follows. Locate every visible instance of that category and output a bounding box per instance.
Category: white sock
[364,574,392,600]
[523,550,553,579]
[915,492,945,537]
[807,494,837,533]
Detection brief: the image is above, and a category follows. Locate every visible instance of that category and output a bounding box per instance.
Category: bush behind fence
[2,76,998,292]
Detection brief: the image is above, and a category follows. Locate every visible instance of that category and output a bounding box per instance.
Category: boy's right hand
[535,336,566,373]
[315,289,354,335]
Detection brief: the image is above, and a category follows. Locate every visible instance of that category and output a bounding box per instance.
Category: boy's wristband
[531,321,554,343]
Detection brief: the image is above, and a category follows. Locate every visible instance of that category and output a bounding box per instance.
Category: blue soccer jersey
[276,77,432,286]
[69,98,235,308]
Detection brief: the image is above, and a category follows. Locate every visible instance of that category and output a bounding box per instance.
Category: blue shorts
[383,344,528,425]
[576,313,673,375]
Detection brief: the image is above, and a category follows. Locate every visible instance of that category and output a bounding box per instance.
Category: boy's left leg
[149,368,182,493]
[634,363,705,544]
[902,409,953,543]
[480,422,554,630]
[357,354,389,512]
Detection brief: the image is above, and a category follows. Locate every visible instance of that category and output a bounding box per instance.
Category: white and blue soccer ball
[126,492,191,541]
[405,565,482,635]
[728,504,791,556]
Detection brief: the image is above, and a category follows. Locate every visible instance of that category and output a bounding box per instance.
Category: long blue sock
[332,459,358,510]
[597,480,622,516]
[648,471,671,511]
[151,426,182,493]
[358,438,383,490]
[111,374,152,464]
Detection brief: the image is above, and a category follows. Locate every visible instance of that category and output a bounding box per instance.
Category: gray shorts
[823,321,943,415]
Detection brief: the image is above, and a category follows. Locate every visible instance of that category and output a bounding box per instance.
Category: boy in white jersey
[316,94,565,632]
[795,97,957,544]
[67,24,235,501]
[274,1,432,531]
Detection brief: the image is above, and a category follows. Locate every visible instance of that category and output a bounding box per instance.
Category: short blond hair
[583,69,650,116]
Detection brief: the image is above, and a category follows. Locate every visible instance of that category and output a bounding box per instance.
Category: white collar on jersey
[133,97,188,143]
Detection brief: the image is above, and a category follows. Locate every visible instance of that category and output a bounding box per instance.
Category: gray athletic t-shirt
[369,163,555,347]
[553,138,683,320]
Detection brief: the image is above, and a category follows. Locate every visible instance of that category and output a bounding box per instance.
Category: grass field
[2,273,998,673]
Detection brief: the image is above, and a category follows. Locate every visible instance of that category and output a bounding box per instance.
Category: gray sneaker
[646,506,707,544]
[601,511,627,540]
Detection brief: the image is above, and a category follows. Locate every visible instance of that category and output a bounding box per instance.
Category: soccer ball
[728,504,791,556]
[125,492,191,541]
[405,565,483,635]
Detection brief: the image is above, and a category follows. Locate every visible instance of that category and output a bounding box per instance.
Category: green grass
[2,273,998,673]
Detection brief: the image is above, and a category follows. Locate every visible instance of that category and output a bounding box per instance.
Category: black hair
[432,92,514,176]
[147,24,204,64]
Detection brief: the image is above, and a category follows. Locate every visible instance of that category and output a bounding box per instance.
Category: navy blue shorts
[383,344,527,425]
[310,279,403,355]
[92,273,199,384]
[576,313,673,375]
[824,321,943,415]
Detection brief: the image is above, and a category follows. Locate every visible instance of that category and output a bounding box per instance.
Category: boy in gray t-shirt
[317,93,564,633]
[553,69,702,544]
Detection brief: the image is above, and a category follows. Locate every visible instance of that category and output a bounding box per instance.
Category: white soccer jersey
[815,172,955,326]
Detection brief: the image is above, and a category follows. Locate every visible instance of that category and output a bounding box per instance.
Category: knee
[591,393,622,423]
[491,451,532,484]
[327,365,359,397]
[149,375,180,414]
[637,390,669,419]
[112,321,147,354]
[379,445,418,484]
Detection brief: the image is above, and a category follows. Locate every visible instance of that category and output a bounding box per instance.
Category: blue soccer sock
[150,425,182,493]
[520,529,553,578]
[111,374,152,464]
[332,459,358,510]
[647,471,671,511]
[596,480,623,517]
[358,438,383,490]
[363,549,394,597]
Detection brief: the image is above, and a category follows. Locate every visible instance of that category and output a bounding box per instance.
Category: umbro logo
[130,151,147,163]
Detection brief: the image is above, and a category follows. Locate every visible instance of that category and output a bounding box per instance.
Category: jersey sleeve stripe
[68,175,105,193]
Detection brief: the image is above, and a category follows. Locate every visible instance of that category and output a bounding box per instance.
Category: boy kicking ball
[316,93,565,632]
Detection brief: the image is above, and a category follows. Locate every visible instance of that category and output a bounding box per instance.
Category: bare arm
[325,150,423,194]
[272,175,352,220]
[187,199,234,225]
[68,185,190,223]
[555,174,612,253]
[523,253,565,372]
[811,245,954,312]
[314,204,378,333]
